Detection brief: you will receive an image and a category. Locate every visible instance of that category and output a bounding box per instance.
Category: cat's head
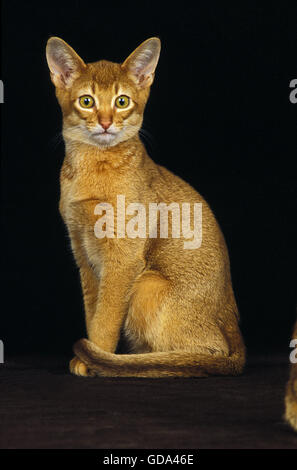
[46,37,161,149]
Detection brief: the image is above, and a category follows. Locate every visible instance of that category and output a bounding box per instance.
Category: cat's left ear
[46,37,86,89]
[122,38,161,88]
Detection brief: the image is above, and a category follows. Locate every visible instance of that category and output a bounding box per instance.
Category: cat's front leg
[69,264,100,376]
[86,262,139,353]
[68,232,100,377]
[69,231,100,331]
[79,264,100,334]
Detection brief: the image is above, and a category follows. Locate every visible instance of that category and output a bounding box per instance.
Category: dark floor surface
[0,354,297,449]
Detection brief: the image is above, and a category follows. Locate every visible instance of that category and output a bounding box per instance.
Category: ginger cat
[285,320,297,431]
[46,37,245,377]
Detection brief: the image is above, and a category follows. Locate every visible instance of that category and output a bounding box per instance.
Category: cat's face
[46,38,161,149]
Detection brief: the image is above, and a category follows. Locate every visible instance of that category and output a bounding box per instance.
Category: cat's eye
[115,95,130,109]
[79,95,95,108]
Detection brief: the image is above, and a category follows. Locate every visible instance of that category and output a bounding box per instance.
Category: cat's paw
[69,356,96,377]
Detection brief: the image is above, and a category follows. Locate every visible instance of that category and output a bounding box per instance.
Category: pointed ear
[122,37,161,88]
[46,37,86,89]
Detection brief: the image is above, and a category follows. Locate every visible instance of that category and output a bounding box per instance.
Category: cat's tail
[73,339,245,378]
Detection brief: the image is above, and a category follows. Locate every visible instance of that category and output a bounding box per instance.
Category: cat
[285,319,297,431]
[46,36,245,377]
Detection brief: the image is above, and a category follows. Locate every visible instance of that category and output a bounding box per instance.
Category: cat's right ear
[46,37,86,89]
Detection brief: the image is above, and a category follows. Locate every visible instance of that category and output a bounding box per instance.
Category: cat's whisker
[140,127,156,145]
[139,129,157,152]
[127,123,157,151]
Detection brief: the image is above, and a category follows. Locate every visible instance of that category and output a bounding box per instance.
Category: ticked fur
[46,37,245,378]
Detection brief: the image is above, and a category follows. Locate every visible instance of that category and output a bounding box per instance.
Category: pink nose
[100,120,112,130]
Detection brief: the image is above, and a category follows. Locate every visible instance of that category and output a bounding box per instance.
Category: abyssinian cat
[285,320,297,431]
[46,37,245,377]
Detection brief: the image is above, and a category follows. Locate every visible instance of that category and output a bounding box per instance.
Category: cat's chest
[59,161,119,228]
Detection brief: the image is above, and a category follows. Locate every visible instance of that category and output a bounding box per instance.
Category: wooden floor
[0,353,296,449]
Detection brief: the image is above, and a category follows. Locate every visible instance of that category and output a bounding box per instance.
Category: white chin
[93,133,117,147]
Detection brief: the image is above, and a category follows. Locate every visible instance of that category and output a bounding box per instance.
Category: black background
[1,1,297,355]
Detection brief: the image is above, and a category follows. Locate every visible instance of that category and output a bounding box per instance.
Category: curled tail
[74,339,245,378]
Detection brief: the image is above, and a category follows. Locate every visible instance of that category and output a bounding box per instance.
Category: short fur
[46,37,245,378]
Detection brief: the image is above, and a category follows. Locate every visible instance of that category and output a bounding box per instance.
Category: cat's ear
[46,37,86,89]
[122,38,161,88]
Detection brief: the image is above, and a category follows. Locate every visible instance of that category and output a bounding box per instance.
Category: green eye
[115,95,130,108]
[79,95,95,108]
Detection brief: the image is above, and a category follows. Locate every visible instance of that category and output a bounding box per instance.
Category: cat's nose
[100,119,112,130]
